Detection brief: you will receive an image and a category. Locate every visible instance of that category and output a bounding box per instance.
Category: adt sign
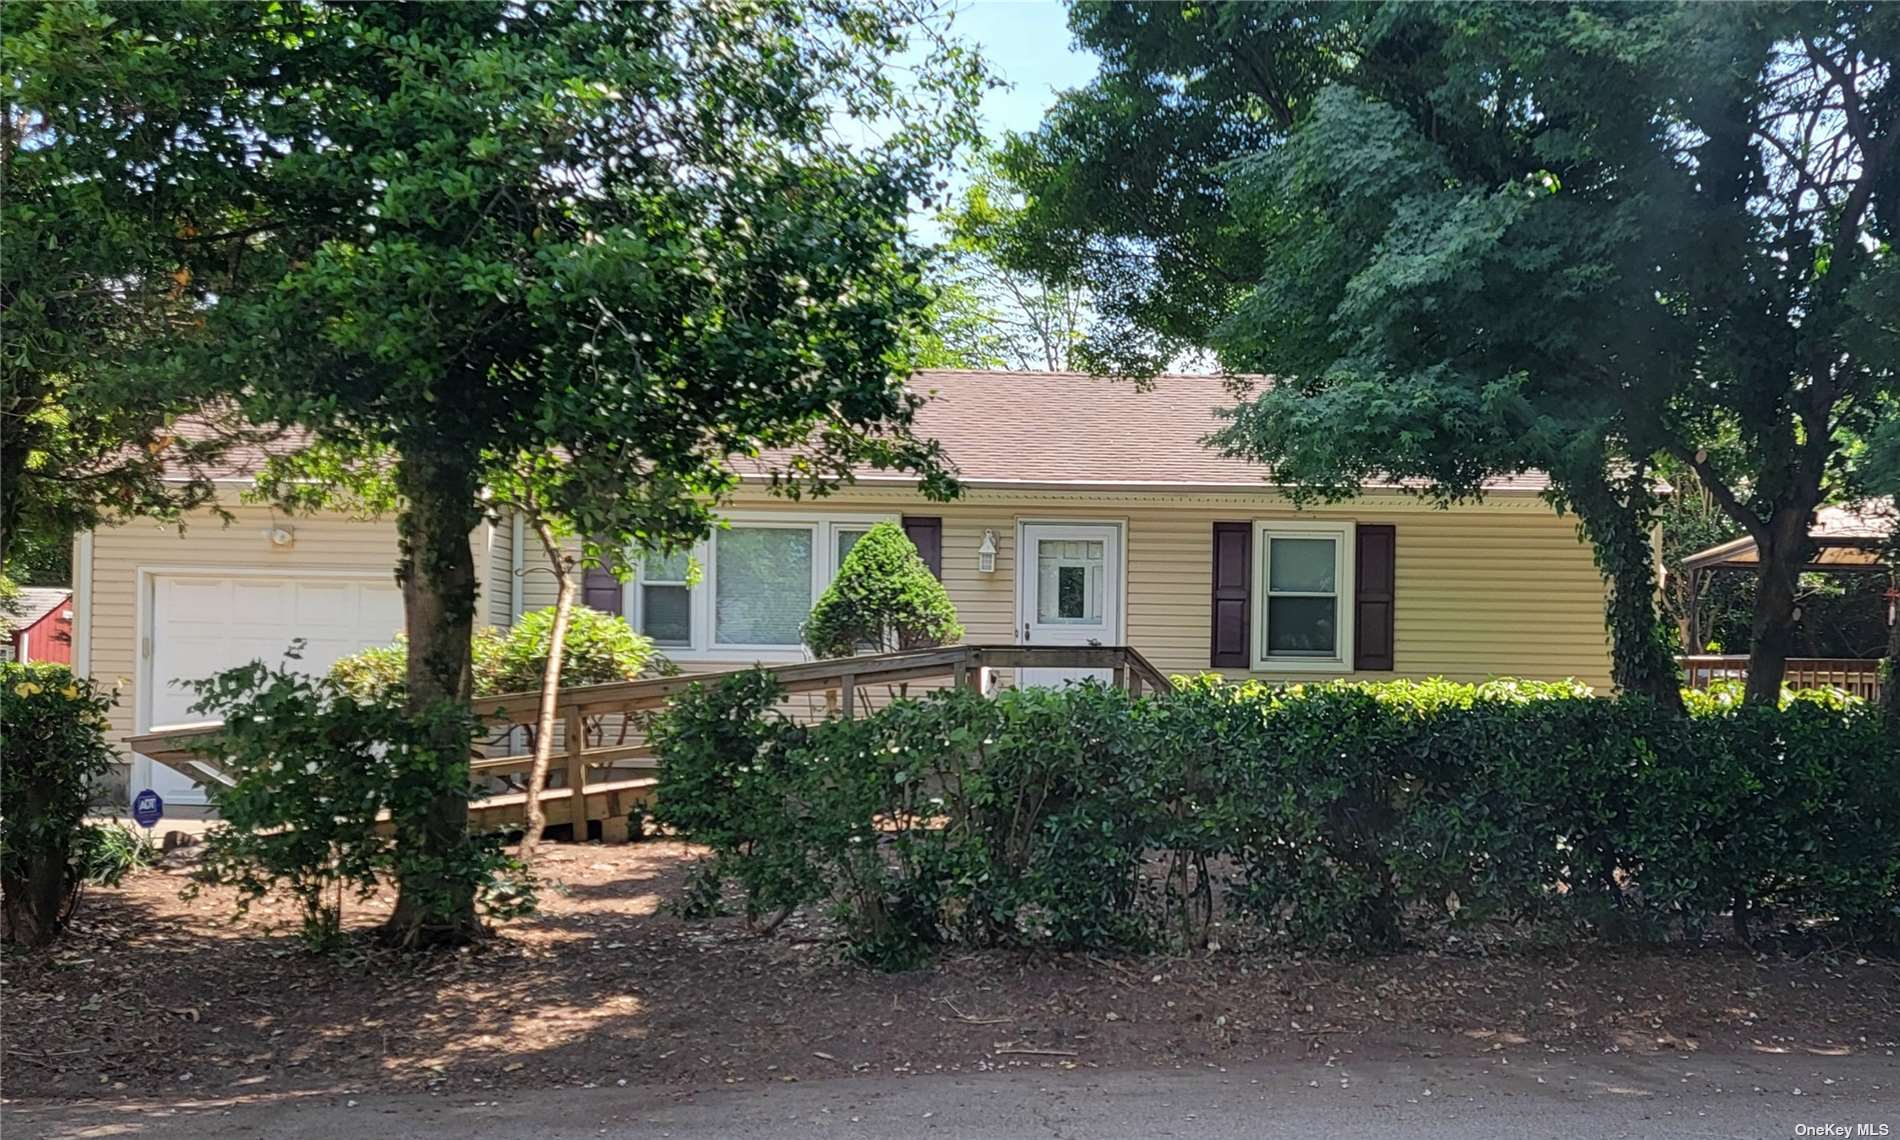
[132,789,163,829]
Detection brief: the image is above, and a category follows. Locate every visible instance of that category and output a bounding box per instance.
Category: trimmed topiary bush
[1,663,120,946]
[804,521,961,658]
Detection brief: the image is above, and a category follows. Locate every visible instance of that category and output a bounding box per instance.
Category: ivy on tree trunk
[386,447,484,949]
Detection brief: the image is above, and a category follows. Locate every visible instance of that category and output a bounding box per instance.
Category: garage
[141,572,404,804]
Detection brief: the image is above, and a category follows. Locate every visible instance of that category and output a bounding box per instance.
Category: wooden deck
[126,644,1173,843]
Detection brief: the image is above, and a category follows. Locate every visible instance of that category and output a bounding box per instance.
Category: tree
[924,158,1089,372]
[35,1,983,946]
[1003,3,1899,705]
[1,4,276,581]
[804,521,962,658]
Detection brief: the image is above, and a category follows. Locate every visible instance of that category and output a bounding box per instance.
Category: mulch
[5,840,1896,1102]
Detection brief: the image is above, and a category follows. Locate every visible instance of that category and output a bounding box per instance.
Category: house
[4,586,75,665]
[73,370,1614,806]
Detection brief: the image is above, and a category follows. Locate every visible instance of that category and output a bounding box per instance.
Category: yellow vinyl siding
[83,506,454,772]
[669,486,1612,690]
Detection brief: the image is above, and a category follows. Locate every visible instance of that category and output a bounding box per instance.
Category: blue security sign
[132,789,164,829]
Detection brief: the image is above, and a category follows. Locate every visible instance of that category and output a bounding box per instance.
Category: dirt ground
[5,840,1896,1103]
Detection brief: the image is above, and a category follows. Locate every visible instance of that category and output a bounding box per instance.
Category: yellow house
[76,370,1612,806]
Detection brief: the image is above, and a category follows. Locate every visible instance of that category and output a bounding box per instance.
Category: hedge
[652,675,1899,965]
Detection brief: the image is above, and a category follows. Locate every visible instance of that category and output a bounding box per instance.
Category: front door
[1016,522,1123,687]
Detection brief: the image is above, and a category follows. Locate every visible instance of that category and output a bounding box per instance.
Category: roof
[167,369,1555,495]
[765,369,1553,493]
[1680,499,1896,572]
[3,587,73,635]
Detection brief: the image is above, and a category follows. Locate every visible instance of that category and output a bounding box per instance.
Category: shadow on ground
[5,841,1896,1102]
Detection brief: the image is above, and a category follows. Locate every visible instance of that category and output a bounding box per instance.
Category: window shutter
[901,516,943,578]
[581,542,623,616]
[1353,524,1396,671]
[1210,522,1252,668]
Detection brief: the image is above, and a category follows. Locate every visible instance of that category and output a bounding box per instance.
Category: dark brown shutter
[581,539,623,615]
[1210,522,1252,668]
[901,516,943,578]
[1353,524,1396,671]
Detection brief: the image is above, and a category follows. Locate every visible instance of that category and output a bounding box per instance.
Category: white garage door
[145,574,404,804]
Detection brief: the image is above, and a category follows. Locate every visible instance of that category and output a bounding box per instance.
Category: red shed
[5,587,75,665]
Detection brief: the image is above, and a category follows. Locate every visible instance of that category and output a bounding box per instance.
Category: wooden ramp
[126,644,1173,843]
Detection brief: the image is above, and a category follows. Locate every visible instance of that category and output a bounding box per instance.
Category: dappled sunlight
[8,843,1896,1102]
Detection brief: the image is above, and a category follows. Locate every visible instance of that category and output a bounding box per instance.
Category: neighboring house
[75,370,1615,806]
[4,586,75,665]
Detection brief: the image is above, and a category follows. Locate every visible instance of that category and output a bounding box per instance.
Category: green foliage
[28,0,986,945]
[77,822,158,888]
[0,663,119,945]
[1004,3,1900,702]
[804,522,963,658]
[182,659,536,950]
[655,672,1898,966]
[917,153,1089,371]
[330,609,670,704]
[484,607,666,694]
[0,3,277,577]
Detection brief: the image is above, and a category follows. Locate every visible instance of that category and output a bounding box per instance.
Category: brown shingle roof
[175,370,1553,494]
[800,369,1551,493]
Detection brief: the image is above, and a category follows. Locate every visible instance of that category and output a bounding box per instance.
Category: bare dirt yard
[5,840,1896,1103]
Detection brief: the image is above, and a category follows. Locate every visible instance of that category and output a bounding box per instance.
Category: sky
[946,1,1100,142]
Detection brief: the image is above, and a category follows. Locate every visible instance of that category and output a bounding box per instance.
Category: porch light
[977,529,998,574]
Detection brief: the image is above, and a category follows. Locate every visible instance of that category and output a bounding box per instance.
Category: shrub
[654,672,1900,965]
[482,606,670,693]
[329,608,673,704]
[183,659,535,949]
[78,822,159,887]
[0,663,120,946]
[804,521,961,658]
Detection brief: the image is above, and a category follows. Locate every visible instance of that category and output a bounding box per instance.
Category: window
[628,513,893,658]
[638,550,692,647]
[714,525,813,647]
[1253,522,1353,669]
[1035,539,1105,624]
[834,526,870,570]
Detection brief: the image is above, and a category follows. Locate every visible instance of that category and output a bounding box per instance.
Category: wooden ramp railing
[126,644,1174,842]
[1679,655,1885,701]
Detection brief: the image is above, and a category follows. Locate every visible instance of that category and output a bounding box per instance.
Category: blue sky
[948,1,1099,143]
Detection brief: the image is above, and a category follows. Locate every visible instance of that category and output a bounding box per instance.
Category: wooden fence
[1678,655,1884,701]
[127,644,1173,840]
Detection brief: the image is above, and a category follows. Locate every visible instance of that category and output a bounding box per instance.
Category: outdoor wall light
[267,526,296,548]
[977,529,998,574]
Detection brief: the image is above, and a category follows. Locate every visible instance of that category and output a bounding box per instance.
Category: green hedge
[652,675,1899,965]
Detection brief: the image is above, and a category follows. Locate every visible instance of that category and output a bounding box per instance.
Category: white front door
[143,574,404,804]
[1016,522,1124,687]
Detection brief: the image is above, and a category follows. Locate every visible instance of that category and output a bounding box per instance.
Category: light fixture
[267,526,296,548]
[977,529,998,574]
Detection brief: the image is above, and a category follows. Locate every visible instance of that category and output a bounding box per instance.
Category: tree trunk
[517,517,576,863]
[1568,468,1685,713]
[383,447,485,949]
[1743,505,1813,706]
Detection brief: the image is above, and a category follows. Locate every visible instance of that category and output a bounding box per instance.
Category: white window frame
[1251,520,1355,673]
[625,511,896,662]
